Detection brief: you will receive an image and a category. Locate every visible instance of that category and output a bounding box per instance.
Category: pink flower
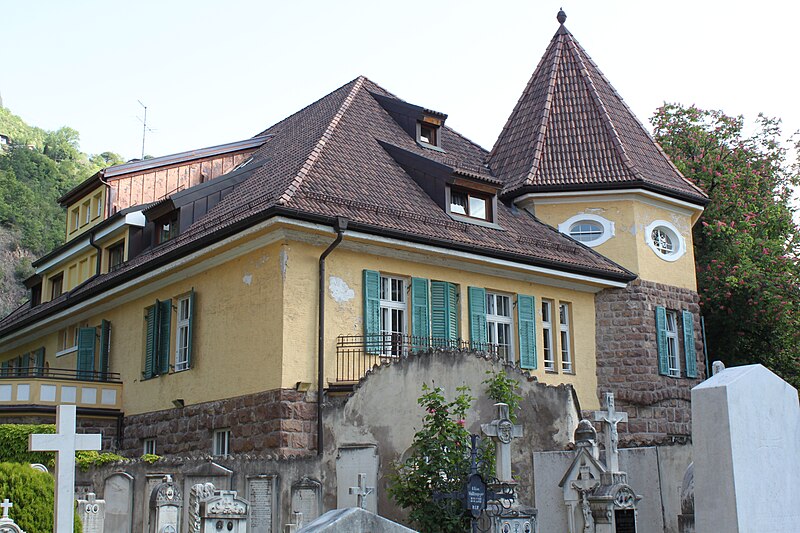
[457,419,466,427]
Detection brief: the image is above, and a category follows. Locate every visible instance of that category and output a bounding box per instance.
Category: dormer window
[449,187,492,222]
[156,212,179,244]
[417,116,443,149]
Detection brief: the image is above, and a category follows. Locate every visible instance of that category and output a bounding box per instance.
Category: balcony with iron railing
[0,367,123,411]
[335,334,508,384]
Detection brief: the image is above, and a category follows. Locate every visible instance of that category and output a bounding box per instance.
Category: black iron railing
[335,334,502,383]
[0,367,122,383]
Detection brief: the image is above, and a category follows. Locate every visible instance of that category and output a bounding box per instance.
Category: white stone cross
[0,499,12,519]
[593,392,628,473]
[29,404,102,533]
[481,402,523,483]
[348,473,374,509]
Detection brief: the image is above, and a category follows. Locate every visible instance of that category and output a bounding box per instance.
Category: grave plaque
[290,478,321,525]
[200,491,248,533]
[77,493,105,533]
[104,473,134,533]
[247,475,276,533]
[335,445,378,513]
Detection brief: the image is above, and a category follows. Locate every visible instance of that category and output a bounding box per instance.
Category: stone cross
[481,402,523,483]
[28,404,102,533]
[0,499,11,519]
[593,392,628,473]
[348,473,374,509]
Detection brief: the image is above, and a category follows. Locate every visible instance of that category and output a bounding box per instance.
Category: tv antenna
[137,100,156,159]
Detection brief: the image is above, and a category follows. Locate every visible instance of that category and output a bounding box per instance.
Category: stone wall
[595,279,705,445]
[119,388,317,457]
[0,412,119,450]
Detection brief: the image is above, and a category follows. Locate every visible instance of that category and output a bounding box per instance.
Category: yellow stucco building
[0,13,707,456]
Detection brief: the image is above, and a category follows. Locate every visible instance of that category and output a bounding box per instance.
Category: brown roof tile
[488,23,707,204]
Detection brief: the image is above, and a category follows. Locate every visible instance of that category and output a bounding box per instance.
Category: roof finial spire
[557,8,567,25]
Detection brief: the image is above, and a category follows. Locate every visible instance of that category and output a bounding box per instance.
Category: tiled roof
[0,75,635,334]
[488,22,707,204]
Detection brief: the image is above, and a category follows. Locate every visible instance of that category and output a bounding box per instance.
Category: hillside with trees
[0,106,122,317]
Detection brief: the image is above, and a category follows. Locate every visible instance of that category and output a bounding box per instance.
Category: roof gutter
[317,217,348,455]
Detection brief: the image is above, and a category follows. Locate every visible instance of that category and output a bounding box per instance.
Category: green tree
[652,104,800,387]
[89,151,124,168]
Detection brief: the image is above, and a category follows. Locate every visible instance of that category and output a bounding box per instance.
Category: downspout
[89,230,102,275]
[317,217,348,456]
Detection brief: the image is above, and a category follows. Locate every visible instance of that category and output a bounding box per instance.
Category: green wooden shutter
[1,360,8,376]
[34,347,45,376]
[431,281,458,346]
[468,287,487,349]
[21,352,30,376]
[682,310,697,378]
[655,306,668,376]
[186,289,196,369]
[158,299,172,375]
[99,320,111,377]
[144,305,157,379]
[411,278,430,349]
[363,270,381,354]
[517,294,537,370]
[77,327,96,380]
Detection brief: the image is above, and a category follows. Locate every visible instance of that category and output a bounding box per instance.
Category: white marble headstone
[693,364,800,533]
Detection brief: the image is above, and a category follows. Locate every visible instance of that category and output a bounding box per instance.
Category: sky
[2,0,799,169]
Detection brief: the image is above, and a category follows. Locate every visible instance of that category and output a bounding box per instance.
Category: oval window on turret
[645,220,686,262]
[558,214,614,247]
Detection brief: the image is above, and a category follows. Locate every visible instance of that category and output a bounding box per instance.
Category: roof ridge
[276,76,366,206]
[523,34,564,187]
[565,35,644,182]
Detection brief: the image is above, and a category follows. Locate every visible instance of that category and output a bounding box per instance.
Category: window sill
[448,212,503,230]
[416,141,446,153]
[544,369,559,374]
[56,346,78,358]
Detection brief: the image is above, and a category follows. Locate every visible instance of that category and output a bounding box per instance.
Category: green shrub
[141,453,161,464]
[0,462,81,532]
[75,450,124,471]
[0,424,55,467]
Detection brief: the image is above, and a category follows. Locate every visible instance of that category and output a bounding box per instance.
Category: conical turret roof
[488,11,707,204]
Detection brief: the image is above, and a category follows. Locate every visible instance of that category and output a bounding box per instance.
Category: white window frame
[645,220,686,262]
[541,300,555,372]
[559,303,574,373]
[213,428,231,457]
[558,213,615,247]
[143,438,156,455]
[174,295,192,372]
[486,292,514,363]
[665,310,681,377]
[379,275,407,356]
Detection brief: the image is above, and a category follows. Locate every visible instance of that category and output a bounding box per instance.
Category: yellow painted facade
[523,192,700,290]
[65,184,106,242]
[1,222,607,415]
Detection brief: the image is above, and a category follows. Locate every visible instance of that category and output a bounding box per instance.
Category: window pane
[450,191,467,215]
[569,222,603,242]
[541,301,550,322]
[652,228,674,254]
[469,196,487,220]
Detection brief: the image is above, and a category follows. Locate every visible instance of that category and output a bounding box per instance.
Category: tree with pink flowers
[652,104,800,387]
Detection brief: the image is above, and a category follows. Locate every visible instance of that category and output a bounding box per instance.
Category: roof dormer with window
[371,93,447,152]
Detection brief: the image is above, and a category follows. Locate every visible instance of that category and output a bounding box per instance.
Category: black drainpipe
[89,230,102,275]
[317,217,348,456]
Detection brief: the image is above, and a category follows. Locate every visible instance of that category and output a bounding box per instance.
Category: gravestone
[149,474,183,533]
[76,493,105,533]
[188,482,215,533]
[481,402,523,483]
[348,473,374,510]
[692,363,800,532]
[144,474,170,533]
[247,474,277,533]
[593,392,627,474]
[183,462,232,530]
[291,477,322,526]
[296,507,417,533]
[0,499,25,533]
[199,490,248,533]
[335,445,378,513]
[104,472,134,533]
[28,404,102,533]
